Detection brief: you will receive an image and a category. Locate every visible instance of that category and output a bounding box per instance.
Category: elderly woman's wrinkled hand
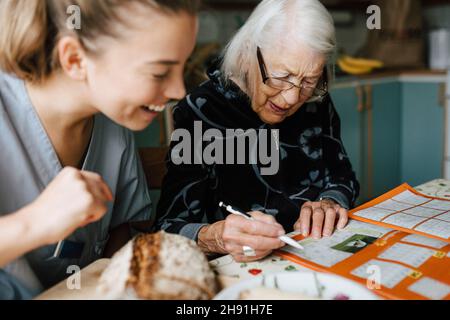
[293,199,348,239]
[198,211,285,262]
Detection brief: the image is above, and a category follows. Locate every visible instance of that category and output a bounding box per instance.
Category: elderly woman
[156,0,359,262]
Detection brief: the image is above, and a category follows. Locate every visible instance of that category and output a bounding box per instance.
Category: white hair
[220,0,336,92]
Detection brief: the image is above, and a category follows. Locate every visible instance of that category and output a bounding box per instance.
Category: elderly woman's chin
[256,101,301,124]
[260,112,286,125]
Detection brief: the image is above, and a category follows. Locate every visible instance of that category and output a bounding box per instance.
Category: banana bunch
[337,55,384,75]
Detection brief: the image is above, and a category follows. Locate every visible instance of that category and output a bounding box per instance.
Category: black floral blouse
[155,61,360,240]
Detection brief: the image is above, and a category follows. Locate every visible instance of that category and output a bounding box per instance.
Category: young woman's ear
[57,36,88,81]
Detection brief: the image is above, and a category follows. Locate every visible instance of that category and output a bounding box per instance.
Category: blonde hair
[221,0,336,93]
[0,0,200,83]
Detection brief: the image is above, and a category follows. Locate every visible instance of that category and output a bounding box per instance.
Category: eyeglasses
[256,46,328,101]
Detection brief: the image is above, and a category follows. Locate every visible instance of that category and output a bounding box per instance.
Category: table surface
[35,179,448,300]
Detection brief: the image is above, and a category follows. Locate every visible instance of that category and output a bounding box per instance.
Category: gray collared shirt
[0,72,153,295]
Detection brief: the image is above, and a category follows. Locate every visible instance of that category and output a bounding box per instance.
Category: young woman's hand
[25,167,113,246]
[198,211,285,262]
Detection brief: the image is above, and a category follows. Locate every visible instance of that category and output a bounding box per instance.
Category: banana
[337,58,374,75]
[341,55,384,69]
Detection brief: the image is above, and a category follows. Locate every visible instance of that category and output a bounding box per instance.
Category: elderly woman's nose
[281,86,301,105]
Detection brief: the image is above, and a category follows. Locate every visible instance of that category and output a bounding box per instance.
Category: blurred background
[136,0,450,209]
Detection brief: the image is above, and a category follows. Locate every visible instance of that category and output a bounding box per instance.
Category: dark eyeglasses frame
[256,46,328,100]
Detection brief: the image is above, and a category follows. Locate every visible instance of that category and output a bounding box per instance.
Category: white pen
[219,202,304,250]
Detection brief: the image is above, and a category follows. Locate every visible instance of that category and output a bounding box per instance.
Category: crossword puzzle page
[276,184,450,300]
[350,183,450,242]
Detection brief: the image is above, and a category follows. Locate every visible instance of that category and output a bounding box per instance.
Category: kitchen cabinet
[400,82,445,186]
[331,78,446,204]
[330,85,368,203]
[371,82,402,199]
[330,82,402,204]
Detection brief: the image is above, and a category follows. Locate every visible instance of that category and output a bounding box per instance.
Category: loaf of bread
[97,231,218,299]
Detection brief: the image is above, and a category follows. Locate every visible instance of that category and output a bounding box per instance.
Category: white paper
[282,221,392,268]
[351,259,412,289]
[392,191,428,206]
[375,199,412,211]
[408,277,450,300]
[422,199,450,211]
[414,219,450,239]
[402,207,444,218]
[345,220,393,237]
[401,234,448,249]
[383,213,428,229]
[378,243,435,268]
[283,231,354,268]
[354,207,396,221]
[436,212,450,222]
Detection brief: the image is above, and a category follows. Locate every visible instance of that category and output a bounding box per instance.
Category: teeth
[144,105,166,112]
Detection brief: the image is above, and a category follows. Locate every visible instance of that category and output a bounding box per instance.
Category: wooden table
[35,179,446,299]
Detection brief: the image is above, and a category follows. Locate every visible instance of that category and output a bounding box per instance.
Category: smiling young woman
[0,0,199,299]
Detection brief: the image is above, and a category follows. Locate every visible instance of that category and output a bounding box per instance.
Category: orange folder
[276,184,450,300]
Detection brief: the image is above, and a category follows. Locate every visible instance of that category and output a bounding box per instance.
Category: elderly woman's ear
[305,65,331,103]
